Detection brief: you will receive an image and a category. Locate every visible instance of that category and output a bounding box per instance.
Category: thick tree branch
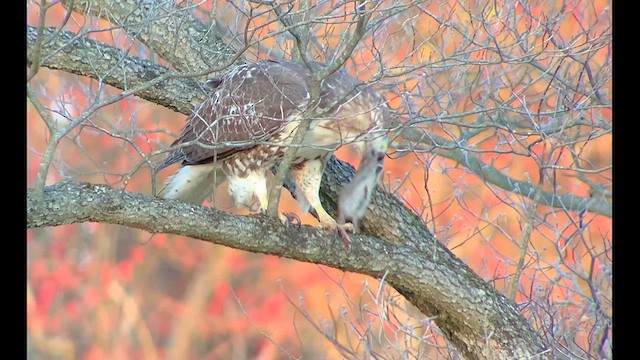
[60,0,239,75]
[27,25,203,114]
[27,180,550,359]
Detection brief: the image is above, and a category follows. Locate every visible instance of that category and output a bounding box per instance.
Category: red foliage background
[27,1,611,358]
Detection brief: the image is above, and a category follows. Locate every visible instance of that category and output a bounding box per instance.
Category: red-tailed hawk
[156,59,388,231]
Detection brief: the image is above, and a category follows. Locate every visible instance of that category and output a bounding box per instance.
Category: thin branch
[26,0,52,83]
[508,185,543,300]
[397,128,611,217]
[27,85,61,201]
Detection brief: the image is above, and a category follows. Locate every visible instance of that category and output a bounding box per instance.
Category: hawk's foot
[249,202,266,213]
[252,192,269,213]
[318,219,354,233]
[334,223,353,248]
[280,212,302,228]
[315,211,354,248]
[316,211,354,231]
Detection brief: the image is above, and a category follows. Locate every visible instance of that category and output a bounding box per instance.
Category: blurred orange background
[27,0,611,358]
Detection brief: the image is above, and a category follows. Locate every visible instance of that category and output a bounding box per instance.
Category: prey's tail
[158,163,225,205]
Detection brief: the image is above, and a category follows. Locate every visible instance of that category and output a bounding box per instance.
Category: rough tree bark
[27,179,550,359]
[26,1,554,358]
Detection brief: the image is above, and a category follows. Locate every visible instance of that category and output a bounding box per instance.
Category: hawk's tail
[158,163,225,205]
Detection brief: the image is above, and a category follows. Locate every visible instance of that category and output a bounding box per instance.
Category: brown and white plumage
[156,59,388,229]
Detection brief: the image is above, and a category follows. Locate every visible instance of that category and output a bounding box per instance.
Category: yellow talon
[257,193,269,213]
[315,208,339,228]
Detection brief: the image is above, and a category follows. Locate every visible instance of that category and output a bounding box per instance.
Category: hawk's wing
[157,60,320,171]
